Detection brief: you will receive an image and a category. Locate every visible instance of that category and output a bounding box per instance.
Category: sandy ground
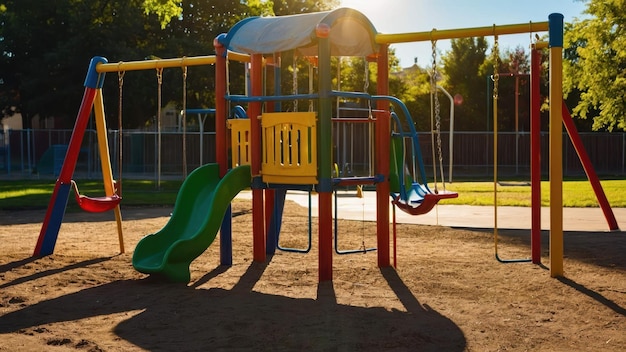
[0,199,625,351]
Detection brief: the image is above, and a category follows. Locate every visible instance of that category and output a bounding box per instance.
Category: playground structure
[33,8,618,283]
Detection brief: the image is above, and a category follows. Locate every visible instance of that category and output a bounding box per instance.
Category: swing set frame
[35,10,593,283]
[33,54,244,257]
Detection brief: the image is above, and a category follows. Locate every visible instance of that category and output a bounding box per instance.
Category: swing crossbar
[95,52,250,73]
[376,21,549,45]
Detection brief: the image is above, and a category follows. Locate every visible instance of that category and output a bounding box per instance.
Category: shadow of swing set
[34,9,611,283]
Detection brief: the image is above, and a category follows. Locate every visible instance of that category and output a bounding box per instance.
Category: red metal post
[316,23,333,281]
[561,104,619,231]
[34,87,98,256]
[249,53,266,262]
[376,44,391,268]
[530,47,542,264]
[35,56,107,256]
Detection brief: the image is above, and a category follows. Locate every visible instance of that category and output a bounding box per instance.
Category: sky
[339,0,588,67]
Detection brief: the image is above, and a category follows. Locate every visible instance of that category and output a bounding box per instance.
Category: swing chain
[156,67,164,121]
[364,57,373,119]
[361,202,366,253]
[155,67,164,189]
[117,65,125,197]
[492,35,500,100]
[156,67,163,85]
[117,69,125,87]
[308,61,314,112]
[182,61,188,178]
[292,52,298,112]
[431,40,444,192]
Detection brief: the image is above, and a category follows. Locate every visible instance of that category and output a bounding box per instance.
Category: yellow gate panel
[261,112,317,184]
[227,119,251,167]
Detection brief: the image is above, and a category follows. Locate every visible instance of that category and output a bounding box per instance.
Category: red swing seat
[71,180,121,213]
[392,187,458,216]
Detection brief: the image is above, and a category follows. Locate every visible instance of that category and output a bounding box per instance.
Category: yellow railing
[261,112,317,184]
[227,119,251,168]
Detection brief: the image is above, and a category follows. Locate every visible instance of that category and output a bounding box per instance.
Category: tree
[272,0,338,16]
[0,0,336,128]
[563,0,626,131]
[393,57,431,131]
[0,0,176,127]
[495,46,531,133]
[336,52,403,96]
[440,37,489,131]
[141,0,182,29]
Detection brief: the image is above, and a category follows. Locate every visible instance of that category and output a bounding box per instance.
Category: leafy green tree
[272,0,338,15]
[494,46,531,133]
[440,37,489,131]
[0,0,175,127]
[332,49,405,111]
[563,0,626,131]
[141,0,182,28]
[394,58,431,131]
[0,0,356,129]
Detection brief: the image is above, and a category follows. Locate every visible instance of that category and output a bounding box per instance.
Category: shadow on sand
[466,227,626,270]
[0,260,466,351]
[0,206,174,225]
[466,227,626,317]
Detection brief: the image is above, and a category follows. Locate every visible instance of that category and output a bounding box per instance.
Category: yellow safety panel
[227,119,251,168]
[261,112,317,184]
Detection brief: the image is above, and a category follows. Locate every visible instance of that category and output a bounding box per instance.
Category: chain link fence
[1,129,624,180]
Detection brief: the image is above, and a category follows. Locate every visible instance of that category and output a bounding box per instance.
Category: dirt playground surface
[1,199,625,351]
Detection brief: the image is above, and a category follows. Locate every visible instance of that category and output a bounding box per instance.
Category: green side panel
[132,163,251,283]
[389,136,404,193]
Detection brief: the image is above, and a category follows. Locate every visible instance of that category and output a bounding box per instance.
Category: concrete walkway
[237,190,625,232]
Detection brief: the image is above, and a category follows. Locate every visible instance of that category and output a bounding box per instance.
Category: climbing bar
[332,117,375,123]
[333,175,383,187]
[228,93,319,103]
[186,108,216,115]
[376,21,549,44]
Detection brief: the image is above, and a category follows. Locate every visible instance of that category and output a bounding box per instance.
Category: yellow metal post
[548,14,564,277]
[94,89,124,253]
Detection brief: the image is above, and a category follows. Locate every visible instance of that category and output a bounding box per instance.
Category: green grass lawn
[0,178,624,210]
[439,179,626,207]
[0,179,182,210]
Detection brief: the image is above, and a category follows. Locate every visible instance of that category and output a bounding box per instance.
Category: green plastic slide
[132,163,251,283]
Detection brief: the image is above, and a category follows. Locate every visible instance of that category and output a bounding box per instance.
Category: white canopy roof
[219,8,378,57]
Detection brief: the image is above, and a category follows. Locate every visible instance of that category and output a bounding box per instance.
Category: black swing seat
[71,180,121,213]
[391,182,458,216]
